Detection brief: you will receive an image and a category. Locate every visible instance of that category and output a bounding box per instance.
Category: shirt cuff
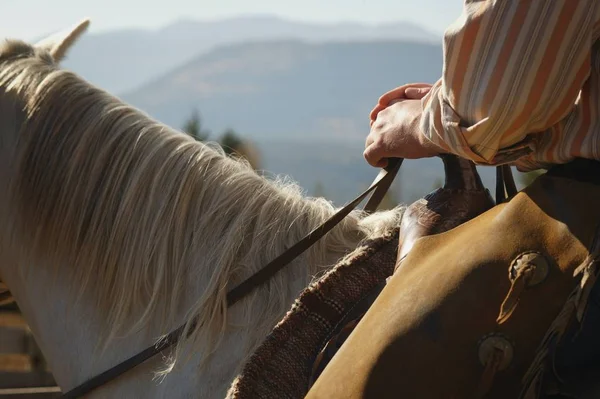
[420,85,533,166]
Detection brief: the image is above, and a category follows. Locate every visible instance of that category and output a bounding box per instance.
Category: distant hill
[122,40,443,139]
[62,15,439,94]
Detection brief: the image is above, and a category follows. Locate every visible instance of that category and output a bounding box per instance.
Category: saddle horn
[396,154,495,265]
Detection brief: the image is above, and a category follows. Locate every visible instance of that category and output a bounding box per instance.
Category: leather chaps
[306,159,600,399]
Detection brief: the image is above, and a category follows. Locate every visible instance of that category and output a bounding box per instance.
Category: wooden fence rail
[0,303,60,398]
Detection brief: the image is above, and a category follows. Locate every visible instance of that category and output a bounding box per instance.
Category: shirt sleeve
[420,0,600,164]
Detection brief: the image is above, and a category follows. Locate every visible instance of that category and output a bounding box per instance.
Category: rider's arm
[420,0,600,165]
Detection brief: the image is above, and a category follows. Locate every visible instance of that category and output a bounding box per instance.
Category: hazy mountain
[62,15,439,94]
[122,40,443,139]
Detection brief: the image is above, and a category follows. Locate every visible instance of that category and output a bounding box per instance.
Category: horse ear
[35,19,90,62]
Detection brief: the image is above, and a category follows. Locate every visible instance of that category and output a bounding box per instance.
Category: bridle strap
[60,158,402,399]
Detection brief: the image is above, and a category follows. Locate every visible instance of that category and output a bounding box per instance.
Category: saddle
[306,159,600,398]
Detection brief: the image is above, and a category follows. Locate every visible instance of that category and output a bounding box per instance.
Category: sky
[0,0,463,41]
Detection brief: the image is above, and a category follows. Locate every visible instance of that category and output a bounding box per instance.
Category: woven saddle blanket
[226,228,400,399]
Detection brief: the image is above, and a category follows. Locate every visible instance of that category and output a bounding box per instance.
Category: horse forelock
[0,55,394,373]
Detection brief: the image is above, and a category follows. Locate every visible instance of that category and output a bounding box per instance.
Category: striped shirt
[420,0,600,171]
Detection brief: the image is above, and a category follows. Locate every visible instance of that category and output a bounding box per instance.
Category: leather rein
[59,158,404,398]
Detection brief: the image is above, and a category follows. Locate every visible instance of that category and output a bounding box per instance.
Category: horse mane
[1,41,403,371]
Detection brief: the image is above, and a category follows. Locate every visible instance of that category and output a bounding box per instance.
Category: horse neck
[0,71,402,396]
[4,198,369,398]
[2,135,374,397]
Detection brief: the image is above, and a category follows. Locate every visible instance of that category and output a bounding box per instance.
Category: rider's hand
[370,83,433,126]
[364,99,443,168]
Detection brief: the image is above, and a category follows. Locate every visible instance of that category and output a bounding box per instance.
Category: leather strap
[546,157,600,185]
[495,166,506,204]
[59,158,402,398]
[495,165,517,204]
[502,165,518,198]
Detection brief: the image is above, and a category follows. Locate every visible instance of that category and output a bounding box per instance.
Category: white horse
[0,20,404,398]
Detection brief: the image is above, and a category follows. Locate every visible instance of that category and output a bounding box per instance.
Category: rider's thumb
[405,87,431,99]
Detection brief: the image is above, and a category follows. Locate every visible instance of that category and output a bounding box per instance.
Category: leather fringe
[476,348,505,398]
[518,225,600,398]
[497,263,536,324]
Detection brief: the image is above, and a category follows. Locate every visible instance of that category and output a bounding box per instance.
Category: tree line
[182,109,261,170]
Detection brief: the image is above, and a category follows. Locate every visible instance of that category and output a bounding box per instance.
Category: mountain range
[121,40,443,139]
[62,15,439,94]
